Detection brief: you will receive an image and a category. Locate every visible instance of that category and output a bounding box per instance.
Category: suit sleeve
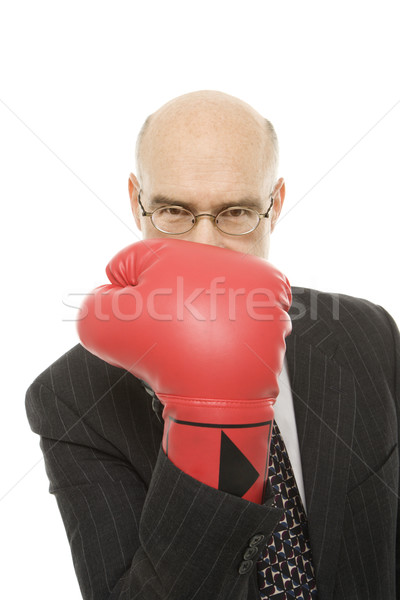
[25,379,283,600]
[378,306,400,597]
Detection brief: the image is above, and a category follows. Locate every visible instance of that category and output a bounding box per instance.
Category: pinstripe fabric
[25,287,399,600]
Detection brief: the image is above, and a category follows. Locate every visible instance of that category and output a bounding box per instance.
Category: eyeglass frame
[136,189,274,236]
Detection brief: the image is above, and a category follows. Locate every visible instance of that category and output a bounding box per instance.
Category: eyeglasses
[137,190,274,236]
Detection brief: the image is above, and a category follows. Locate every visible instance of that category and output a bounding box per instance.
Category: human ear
[128,173,142,231]
[270,178,285,233]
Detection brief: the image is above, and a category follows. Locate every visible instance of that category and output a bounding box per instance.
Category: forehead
[140,109,272,205]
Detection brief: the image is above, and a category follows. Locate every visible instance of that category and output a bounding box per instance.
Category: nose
[187,214,225,248]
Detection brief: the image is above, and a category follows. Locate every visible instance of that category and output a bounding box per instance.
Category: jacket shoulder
[24,344,160,472]
[290,286,399,391]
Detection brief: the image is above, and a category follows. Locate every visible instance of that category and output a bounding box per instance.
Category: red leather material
[77,238,292,503]
[161,395,274,502]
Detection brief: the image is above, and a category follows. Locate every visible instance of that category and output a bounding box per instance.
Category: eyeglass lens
[152,206,259,235]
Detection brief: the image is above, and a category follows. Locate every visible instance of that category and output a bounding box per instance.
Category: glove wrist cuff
[160,397,274,504]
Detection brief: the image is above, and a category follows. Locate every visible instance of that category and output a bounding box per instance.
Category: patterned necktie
[257,421,318,599]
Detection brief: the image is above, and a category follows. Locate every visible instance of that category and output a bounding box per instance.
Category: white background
[1,1,399,598]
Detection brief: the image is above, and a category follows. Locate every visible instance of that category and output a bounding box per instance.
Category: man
[25,90,399,599]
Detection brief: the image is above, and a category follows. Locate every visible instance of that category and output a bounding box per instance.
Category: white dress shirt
[273,356,307,514]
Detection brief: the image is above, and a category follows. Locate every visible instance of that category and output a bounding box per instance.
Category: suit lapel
[285,290,357,599]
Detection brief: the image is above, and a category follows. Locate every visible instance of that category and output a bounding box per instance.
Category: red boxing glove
[77,238,292,504]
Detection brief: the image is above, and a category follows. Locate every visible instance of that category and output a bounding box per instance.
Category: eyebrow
[149,194,264,212]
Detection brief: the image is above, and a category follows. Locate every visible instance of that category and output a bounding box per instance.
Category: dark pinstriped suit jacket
[25,287,399,600]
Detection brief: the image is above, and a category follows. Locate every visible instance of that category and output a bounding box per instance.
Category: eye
[160,206,189,217]
[220,208,247,218]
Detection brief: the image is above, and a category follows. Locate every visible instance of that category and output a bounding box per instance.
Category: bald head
[129,90,285,259]
[135,90,279,188]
